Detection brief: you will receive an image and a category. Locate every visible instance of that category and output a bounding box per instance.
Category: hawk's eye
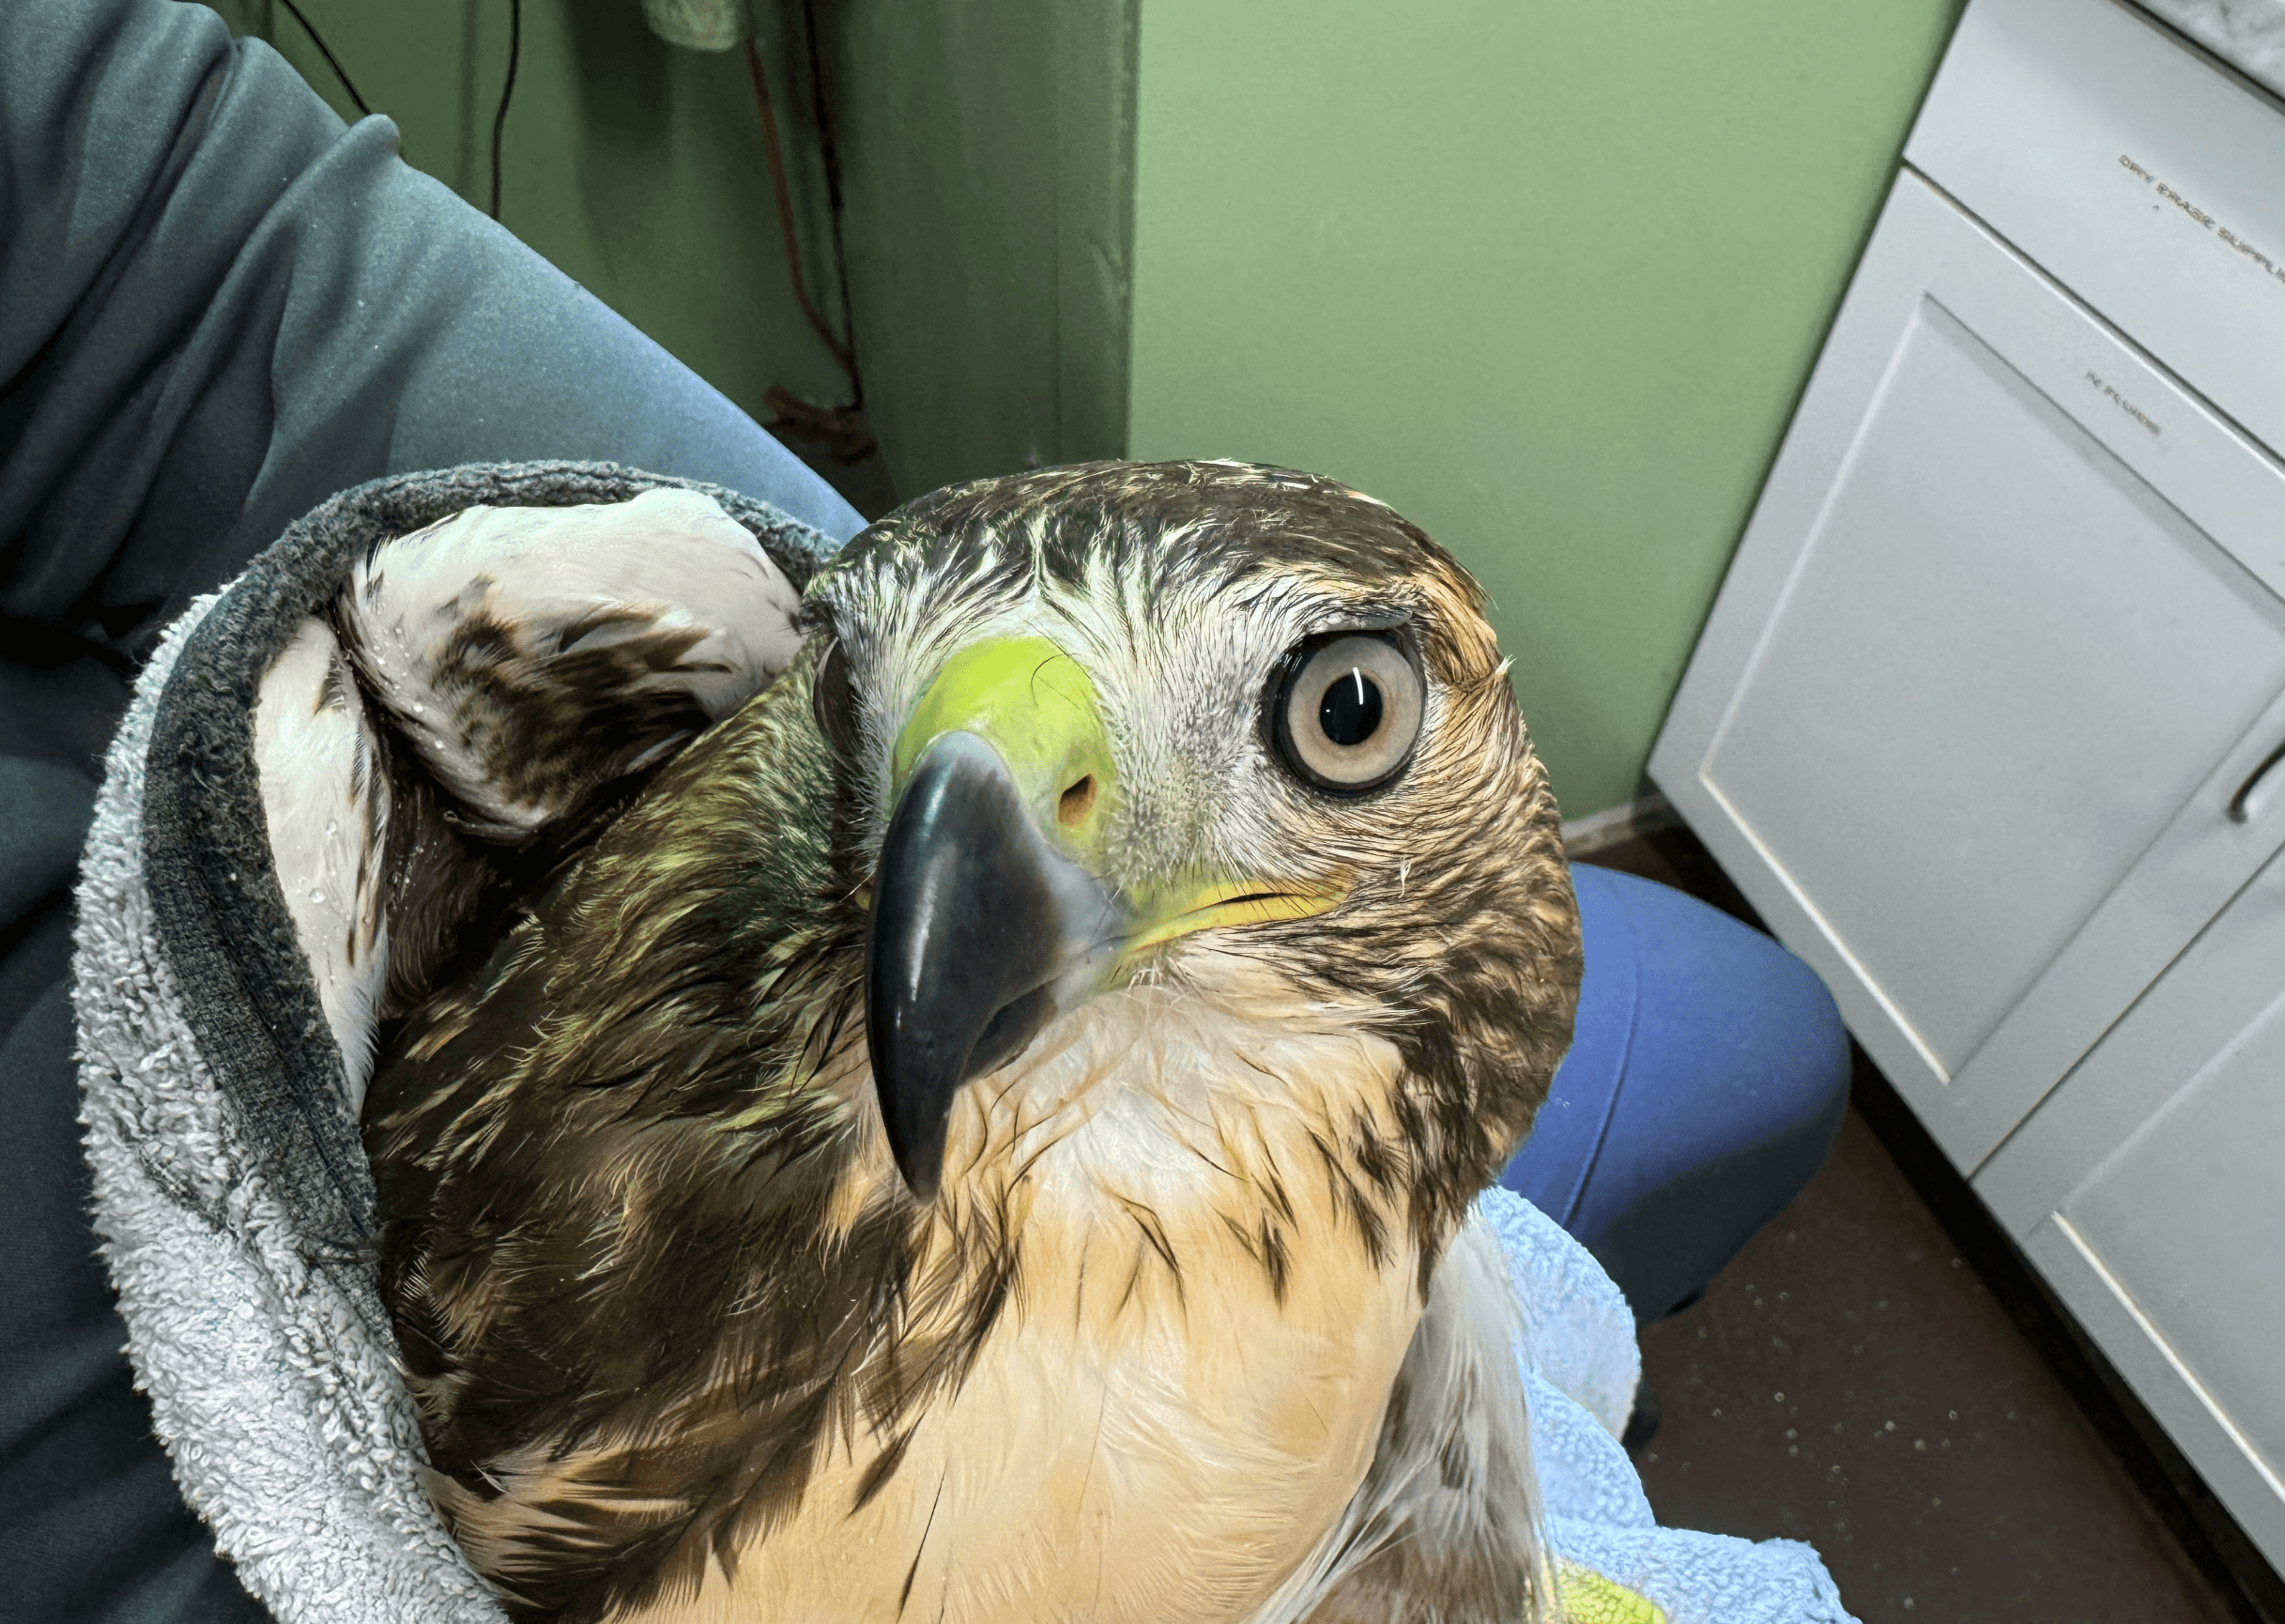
[1271,632,1423,793]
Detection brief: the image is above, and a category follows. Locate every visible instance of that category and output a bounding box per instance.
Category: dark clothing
[1,5,859,1617]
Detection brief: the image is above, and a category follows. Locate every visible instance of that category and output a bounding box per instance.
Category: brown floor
[1577,826,2283,1624]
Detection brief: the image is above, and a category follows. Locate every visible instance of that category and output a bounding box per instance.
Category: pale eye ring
[1271,633,1424,793]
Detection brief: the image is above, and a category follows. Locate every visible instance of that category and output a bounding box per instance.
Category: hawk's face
[807,460,1580,1265]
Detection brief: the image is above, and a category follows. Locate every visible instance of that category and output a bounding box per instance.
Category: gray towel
[72,462,833,1624]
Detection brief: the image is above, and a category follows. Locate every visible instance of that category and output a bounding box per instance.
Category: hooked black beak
[865,732,1120,1201]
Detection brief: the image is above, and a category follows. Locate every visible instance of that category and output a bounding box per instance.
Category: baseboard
[1560,791,1680,857]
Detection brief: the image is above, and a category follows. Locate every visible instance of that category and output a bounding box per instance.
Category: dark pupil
[1319,668,1383,746]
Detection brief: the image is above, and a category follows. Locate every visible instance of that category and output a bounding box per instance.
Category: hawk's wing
[251,487,805,1110]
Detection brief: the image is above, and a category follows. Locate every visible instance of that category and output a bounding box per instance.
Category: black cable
[489,0,523,221]
[746,40,849,375]
[746,23,873,461]
[799,0,864,409]
[275,0,371,119]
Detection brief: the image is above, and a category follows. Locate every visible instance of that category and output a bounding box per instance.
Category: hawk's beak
[866,639,1122,1201]
[865,636,1344,1202]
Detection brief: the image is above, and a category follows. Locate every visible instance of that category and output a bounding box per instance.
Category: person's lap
[1501,862,1851,1323]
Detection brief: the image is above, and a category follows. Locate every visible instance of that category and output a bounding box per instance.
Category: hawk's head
[812,459,1581,1266]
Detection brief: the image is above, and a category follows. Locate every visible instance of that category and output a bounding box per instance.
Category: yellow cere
[891,636,1118,856]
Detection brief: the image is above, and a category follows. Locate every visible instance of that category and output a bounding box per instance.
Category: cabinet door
[1649,169,2285,1172]
[1975,845,2285,1570]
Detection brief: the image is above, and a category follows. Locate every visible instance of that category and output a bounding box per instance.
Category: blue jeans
[1499,864,1851,1323]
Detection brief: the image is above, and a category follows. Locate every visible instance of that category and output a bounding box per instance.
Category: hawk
[356,460,1585,1624]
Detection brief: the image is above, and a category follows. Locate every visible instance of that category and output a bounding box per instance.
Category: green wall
[208,0,1137,513]
[210,1,850,443]
[1125,0,1966,818]
[217,0,1966,819]
[829,0,1138,499]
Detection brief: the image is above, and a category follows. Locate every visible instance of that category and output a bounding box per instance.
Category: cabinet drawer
[1909,0,2285,463]
[1649,169,2285,1170]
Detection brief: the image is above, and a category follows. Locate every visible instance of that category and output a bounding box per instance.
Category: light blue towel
[1479,1186,1861,1624]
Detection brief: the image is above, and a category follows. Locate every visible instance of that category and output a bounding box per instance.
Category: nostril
[1058,775,1096,828]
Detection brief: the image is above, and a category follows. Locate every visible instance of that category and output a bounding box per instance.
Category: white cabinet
[1651,165,2285,1172]
[1648,0,2285,1569]
[1977,847,2285,1565]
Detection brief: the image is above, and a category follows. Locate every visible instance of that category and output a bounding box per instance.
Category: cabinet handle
[2228,739,2285,822]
